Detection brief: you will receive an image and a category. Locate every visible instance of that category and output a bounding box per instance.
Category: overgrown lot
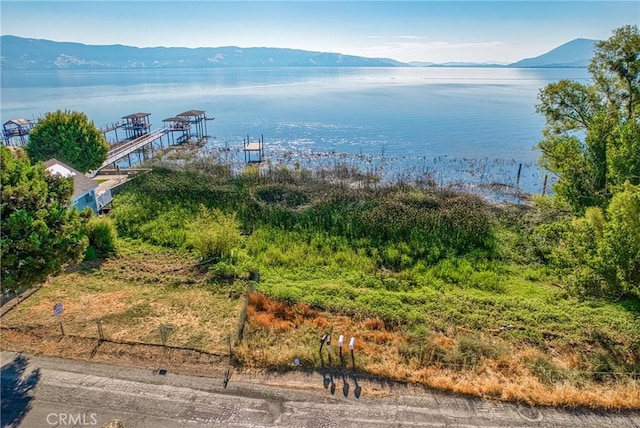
[5,161,639,409]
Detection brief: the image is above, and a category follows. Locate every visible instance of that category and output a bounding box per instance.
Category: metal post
[96,319,104,341]
[160,325,167,346]
[59,320,65,336]
[349,337,356,369]
[159,324,173,346]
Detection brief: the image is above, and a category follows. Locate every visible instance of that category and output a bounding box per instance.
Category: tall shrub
[185,205,243,261]
[85,216,118,257]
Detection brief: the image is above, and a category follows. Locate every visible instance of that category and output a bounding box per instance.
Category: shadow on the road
[322,372,331,389]
[265,364,402,392]
[1,354,41,428]
[89,340,103,359]
[223,368,232,388]
[342,374,349,397]
[352,375,362,399]
[263,364,423,400]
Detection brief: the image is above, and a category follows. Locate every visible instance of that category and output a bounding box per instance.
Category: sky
[1,1,638,64]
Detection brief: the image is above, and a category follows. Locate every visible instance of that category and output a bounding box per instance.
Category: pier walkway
[3,109,216,175]
[93,127,169,175]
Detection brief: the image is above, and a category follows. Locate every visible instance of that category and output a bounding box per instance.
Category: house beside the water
[44,159,113,214]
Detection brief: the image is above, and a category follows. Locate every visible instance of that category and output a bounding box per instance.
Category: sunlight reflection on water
[2,67,587,198]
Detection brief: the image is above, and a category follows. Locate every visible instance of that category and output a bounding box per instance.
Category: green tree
[1,147,88,293]
[598,183,640,297]
[26,110,109,173]
[535,184,640,299]
[536,25,640,214]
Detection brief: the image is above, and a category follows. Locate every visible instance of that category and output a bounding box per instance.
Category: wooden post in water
[516,163,522,187]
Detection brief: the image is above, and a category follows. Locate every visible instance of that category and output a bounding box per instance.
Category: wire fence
[4,321,637,382]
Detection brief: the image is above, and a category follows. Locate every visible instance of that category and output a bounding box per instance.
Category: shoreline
[145,142,549,205]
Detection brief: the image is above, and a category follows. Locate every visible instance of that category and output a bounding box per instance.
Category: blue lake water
[1,67,590,196]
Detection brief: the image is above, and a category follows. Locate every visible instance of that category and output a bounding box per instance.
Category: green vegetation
[112,166,495,270]
[1,146,88,293]
[26,109,109,173]
[534,25,640,299]
[84,216,118,260]
[2,25,638,409]
[185,206,243,261]
[107,161,639,385]
[536,24,639,214]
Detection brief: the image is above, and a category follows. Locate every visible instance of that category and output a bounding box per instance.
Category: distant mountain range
[508,38,597,68]
[0,35,406,69]
[0,35,598,70]
[410,38,597,68]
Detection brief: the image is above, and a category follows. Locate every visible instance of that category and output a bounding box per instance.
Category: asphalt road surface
[1,351,638,427]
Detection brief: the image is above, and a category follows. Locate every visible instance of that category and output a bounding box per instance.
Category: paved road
[1,351,638,427]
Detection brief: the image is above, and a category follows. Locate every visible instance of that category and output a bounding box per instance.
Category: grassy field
[2,240,243,354]
[2,237,639,409]
[236,234,640,408]
[3,161,639,409]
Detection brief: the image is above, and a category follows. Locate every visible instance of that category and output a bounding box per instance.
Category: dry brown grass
[246,293,321,333]
[1,328,225,376]
[3,248,638,410]
[1,242,242,354]
[363,318,385,330]
[237,294,640,410]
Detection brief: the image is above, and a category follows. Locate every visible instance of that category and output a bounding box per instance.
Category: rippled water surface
[1,67,589,194]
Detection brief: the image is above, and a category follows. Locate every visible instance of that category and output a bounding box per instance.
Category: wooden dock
[91,109,214,175]
[243,134,265,163]
[2,118,37,146]
[3,108,227,173]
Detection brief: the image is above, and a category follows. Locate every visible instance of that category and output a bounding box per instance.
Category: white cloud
[394,35,425,40]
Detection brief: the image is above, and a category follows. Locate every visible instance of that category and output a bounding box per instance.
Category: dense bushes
[110,164,640,304]
[534,183,640,299]
[111,167,496,270]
